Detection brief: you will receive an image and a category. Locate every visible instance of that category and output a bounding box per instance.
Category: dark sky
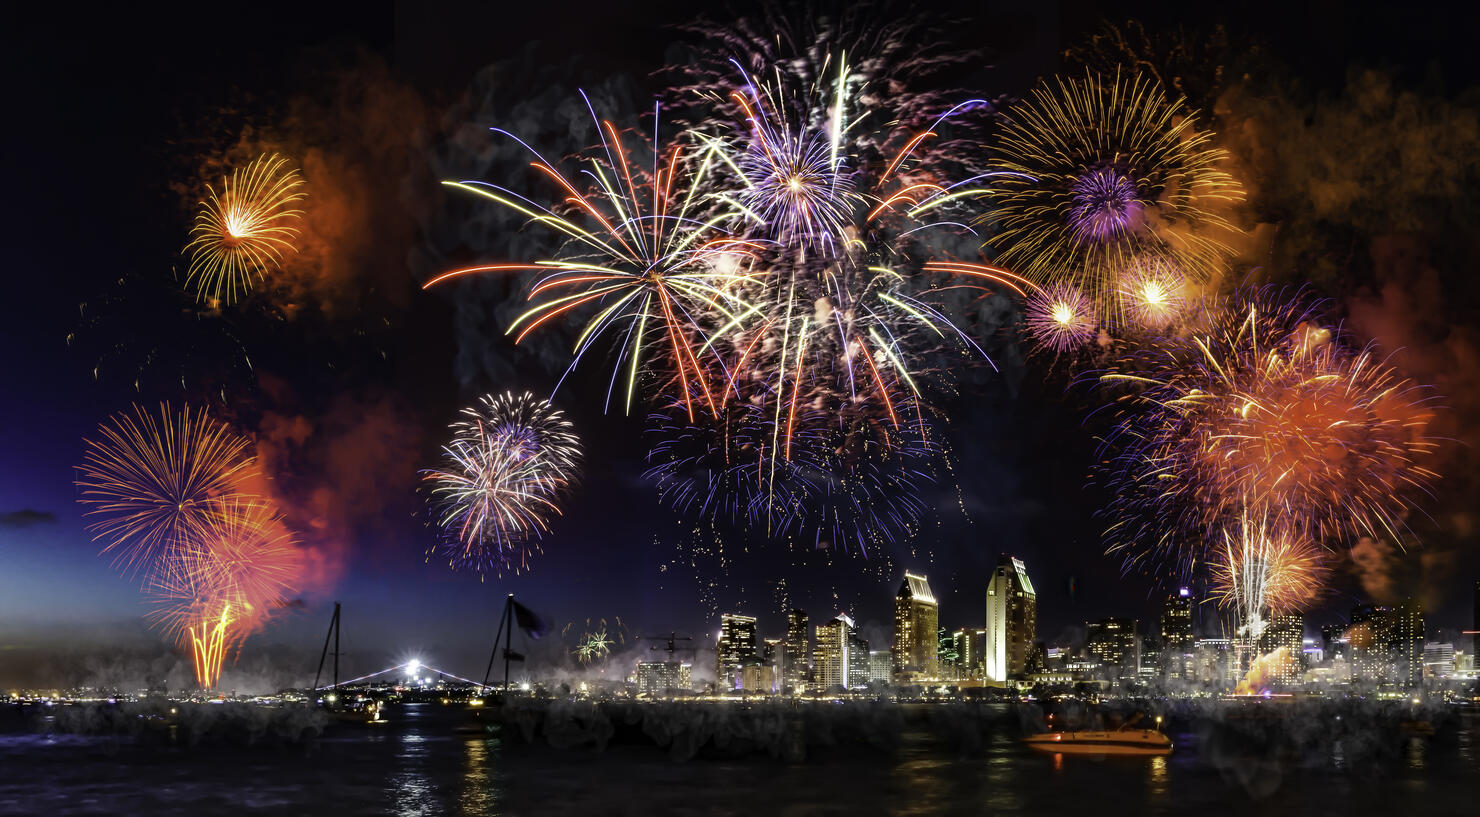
[4,1,1479,689]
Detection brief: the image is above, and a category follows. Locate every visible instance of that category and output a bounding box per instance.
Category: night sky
[4,1,1480,690]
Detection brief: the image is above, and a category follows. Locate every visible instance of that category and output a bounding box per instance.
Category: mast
[483,596,511,692]
[504,594,515,691]
[313,602,342,696]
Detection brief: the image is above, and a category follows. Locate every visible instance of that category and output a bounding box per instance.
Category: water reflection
[390,731,438,817]
[458,738,502,816]
[1146,754,1169,799]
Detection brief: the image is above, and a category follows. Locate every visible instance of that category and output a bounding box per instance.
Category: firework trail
[645,398,940,553]
[1209,510,1332,638]
[146,497,300,688]
[424,391,583,574]
[184,153,307,305]
[423,108,764,418]
[1096,288,1438,629]
[76,403,259,578]
[988,71,1241,323]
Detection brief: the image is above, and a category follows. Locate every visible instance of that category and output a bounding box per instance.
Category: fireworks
[1097,289,1438,627]
[734,87,856,246]
[424,110,763,417]
[146,497,300,688]
[1117,257,1186,330]
[645,399,939,553]
[1024,282,1098,354]
[574,629,614,664]
[184,153,307,305]
[988,71,1241,321]
[424,392,583,574]
[76,406,302,688]
[1209,511,1331,638]
[76,403,259,578]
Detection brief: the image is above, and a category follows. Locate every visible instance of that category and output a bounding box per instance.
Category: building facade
[892,572,939,683]
[715,614,758,691]
[815,614,856,690]
[1257,613,1305,688]
[1159,589,1195,683]
[636,661,683,697]
[1087,618,1140,682]
[783,609,810,692]
[984,555,1037,682]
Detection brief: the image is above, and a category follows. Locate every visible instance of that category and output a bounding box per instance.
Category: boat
[1024,727,1173,756]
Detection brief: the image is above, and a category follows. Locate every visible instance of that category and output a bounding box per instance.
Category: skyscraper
[783,609,810,692]
[1159,589,1194,683]
[1087,618,1139,681]
[848,630,871,688]
[1350,601,1426,688]
[984,555,1037,682]
[715,614,758,690]
[892,572,939,682]
[815,614,855,690]
[951,629,984,679]
[1257,613,1305,688]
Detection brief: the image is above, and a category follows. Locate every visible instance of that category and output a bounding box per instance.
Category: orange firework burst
[76,403,259,579]
[184,153,306,305]
[146,497,300,689]
[1209,510,1331,635]
[1099,288,1439,608]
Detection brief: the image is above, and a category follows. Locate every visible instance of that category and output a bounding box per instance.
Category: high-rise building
[984,555,1037,682]
[1159,589,1195,683]
[815,614,855,690]
[715,614,758,690]
[951,629,984,680]
[1257,613,1304,688]
[867,650,893,685]
[783,609,811,692]
[1193,638,1234,689]
[1423,642,1456,679]
[1087,618,1139,681]
[892,572,940,682]
[1350,601,1426,688]
[636,662,683,697]
[848,630,871,688]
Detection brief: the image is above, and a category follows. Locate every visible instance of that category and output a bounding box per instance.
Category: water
[1,703,1474,816]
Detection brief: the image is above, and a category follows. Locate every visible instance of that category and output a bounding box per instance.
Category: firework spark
[1209,511,1332,638]
[184,153,307,305]
[988,71,1241,322]
[424,392,583,574]
[1097,289,1438,616]
[76,403,259,578]
[1024,282,1098,354]
[424,109,762,418]
[1117,257,1186,330]
[144,497,300,689]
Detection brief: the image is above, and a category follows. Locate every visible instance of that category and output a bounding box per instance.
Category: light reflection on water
[0,705,1476,816]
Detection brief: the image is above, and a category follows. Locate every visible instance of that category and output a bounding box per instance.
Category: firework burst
[145,497,300,688]
[1097,289,1438,606]
[76,403,259,578]
[424,392,583,574]
[423,108,763,418]
[988,71,1241,322]
[1023,282,1099,354]
[184,153,307,305]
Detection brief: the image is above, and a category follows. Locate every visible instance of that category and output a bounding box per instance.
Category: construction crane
[642,632,695,662]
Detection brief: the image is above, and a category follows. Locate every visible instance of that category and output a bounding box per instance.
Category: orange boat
[1024,727,1173,756]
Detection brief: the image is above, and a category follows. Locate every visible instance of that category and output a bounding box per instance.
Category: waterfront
[1,703,1474,816]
